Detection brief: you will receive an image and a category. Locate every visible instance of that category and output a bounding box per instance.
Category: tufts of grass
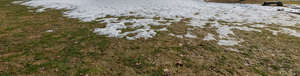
[1,0,300,76]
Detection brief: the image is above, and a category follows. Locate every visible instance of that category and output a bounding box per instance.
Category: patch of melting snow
[169,32,197,38]
[285,5,300,13]
[189,19,211,28]
[288,5,300,9]
[203,33,216,41]
[218,40,239,46]
[215,26,261,46]
[234,26,262,32]
[157,27,168,31]
[216,26,261,36]
[46,30,54,32]
[267,28,300,37]
[126,29,157,40]
[184,32,197,38]
[250,24,266,28]
[169,33,183,38]
[93,18,168,39]
[36,8,46,12]
[18,0,300,45]
[216,25,235,39]
[12,1,24,4]
[267,29,280,35]
[225,48,240,52]
[281,28,300,37]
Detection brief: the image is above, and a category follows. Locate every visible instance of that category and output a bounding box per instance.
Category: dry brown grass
[1,0,300,76]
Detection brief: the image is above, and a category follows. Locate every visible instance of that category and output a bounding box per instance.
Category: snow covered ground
[14,0,300,46]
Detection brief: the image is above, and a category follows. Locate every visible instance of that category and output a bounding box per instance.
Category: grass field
[0,0,300,76]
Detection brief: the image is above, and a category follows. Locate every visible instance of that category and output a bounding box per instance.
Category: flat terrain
[207,0,300,4]
[0,0,300,76]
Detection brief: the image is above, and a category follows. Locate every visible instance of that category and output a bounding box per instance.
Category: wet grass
[0,0,300,76]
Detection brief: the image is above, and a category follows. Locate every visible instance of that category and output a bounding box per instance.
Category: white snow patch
[189,19,210,28]
[169,32,197,38]
[281,28,300,37]
[94,23,127,38]
[203,33,216,41]
[46,30,54,32]
[218,40,239,46]
[12,1,24,4]
[127,29,157,40]
[284,5,300,13]
[225,48,240,52]
[250,24,267,28]
[287,5,300,9]
[36,8,46,12]
[217,25,261,39]
[93,18,167,40]
[266,28,300,37]
[157,28,168,31]
[217,26,235,39]
[215,25,261,46]
[18,0,300,41]
[169,33,183,38]
[184,32,197,38]
[267,29,280,35]
[234,26,261,32]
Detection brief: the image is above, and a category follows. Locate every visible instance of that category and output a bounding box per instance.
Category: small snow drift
[17,0,300,46]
